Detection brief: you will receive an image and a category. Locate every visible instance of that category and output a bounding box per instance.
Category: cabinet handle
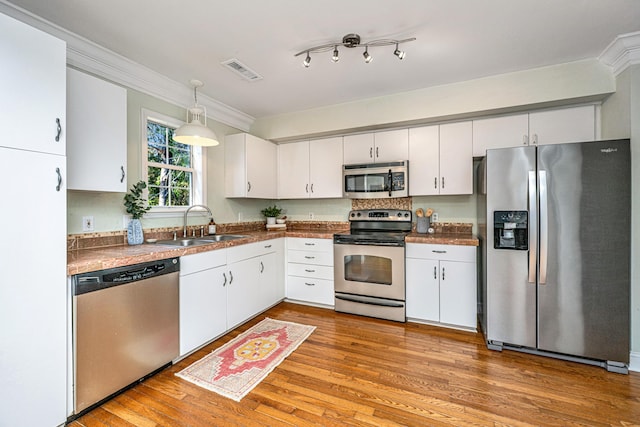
[120,166,125,183]
[223,272,227,287]
[304,242,315,246]
[523,135,528,145]
[305,269,316,273]
[434,266,437,279]
[304,256,315,259]
[376,146,379,158]
[264,244,272,249]
[531,134,538,145]
[304,282,316,286]
[55,167,62,191]
[260,261,264,273]
[442,267,446,281]
[434,177,438,189]
[229,271,233,284]
[432,250,447,254]
[55,118,61,142]
[247,181,251,192]
[441,177,445,188]
[310,183,314,193]
[306,183,309,193]
[369,147,373,158]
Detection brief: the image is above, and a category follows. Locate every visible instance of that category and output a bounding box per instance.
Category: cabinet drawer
[287,237,333,252]
[406,243,476,262]
[287,263,333,280]
[180,249,226,276]
[287,250,333,266]
[287,276,334,305]
[227,239,277,263]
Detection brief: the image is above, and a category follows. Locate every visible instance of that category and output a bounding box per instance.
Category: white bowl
[276,219,286,224]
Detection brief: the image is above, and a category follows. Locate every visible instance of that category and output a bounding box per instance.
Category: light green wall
[601,65,639,361]
[67,86,269,233]
[251,59,614,141]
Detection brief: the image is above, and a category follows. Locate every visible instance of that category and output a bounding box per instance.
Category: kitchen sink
[155,235,247,247]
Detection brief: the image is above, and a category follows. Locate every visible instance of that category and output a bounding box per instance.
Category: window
[142,109,205,212]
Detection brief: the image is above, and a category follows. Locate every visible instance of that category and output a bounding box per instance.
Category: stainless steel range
[333,209,412,322]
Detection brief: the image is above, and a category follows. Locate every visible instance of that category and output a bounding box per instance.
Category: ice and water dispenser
[493,210,528,250]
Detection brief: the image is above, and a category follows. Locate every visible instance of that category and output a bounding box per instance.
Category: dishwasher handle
[73,258,180,296]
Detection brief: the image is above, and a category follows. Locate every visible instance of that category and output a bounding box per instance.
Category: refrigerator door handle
[528,171,537,284]
[539,170,548,284]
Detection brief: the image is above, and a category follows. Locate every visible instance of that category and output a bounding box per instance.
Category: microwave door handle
[388,169,392,196]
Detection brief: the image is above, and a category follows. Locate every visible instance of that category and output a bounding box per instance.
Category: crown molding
[0,1,254,131]
[599,31,640,76]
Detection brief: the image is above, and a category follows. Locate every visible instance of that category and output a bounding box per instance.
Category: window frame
[141,108,206,217]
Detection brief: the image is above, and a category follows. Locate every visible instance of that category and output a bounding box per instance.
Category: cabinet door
[179,265,227,356]
[439,121,473,195]
[0,13,66,155]
[406,258,439,321]
[439,260,477,328]
[258,252,279,309]
[67,68,127,192]
[278,141,310,198]
[309,137,343,198]
[343,133,374,164]
[0,148,66,426]
[227,257,260,329]
[246,134,277,198]
[472,114,529,156]
[408,125,439,196]
[224,133,247,197]
[529,105,595,145]
[374,129,409,162]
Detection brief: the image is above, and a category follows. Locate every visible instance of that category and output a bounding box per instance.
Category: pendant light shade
[174,80,219,147]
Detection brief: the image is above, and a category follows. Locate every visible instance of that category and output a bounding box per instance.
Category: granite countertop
[68,227,478,275]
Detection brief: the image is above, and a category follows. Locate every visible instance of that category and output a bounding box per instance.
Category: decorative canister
[417,216,430,234]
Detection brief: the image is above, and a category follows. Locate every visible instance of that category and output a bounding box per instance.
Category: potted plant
[123,180,152,245]
[260,204,282,225]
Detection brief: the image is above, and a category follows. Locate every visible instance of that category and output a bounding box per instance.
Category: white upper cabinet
[409,122,473,196]
[472,105,596,156]
[0,13,66,156]
[343,129,408,164]
[225,133,277,198]
[278,137,343,199]
[528,105,596,146]
[67,68,127,192]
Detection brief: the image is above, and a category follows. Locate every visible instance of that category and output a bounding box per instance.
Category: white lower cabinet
[227,240,284,329]
[406,244,477,330]
[179,249,228,356]
[286,238,334,306]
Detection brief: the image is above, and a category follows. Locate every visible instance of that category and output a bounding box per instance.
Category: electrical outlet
[82,216,94,232]
[309,212,314,220]
[238,212,243,222]
[431,212,439,222]
[123,215,131,229]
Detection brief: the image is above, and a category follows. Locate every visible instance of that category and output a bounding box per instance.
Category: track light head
[363,47,373,63]
[394,44,406,60]
[332,46,340,62]
[303,52,311,68]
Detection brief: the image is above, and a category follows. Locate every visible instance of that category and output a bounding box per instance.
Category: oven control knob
[350,212,355,217]
[356,212,362,217]
[397,212,402,217]
[404,213,409,218]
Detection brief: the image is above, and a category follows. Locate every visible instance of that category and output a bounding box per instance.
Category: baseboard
[629,351,640,372]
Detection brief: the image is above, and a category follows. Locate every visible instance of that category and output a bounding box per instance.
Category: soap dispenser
[208,218,216,235]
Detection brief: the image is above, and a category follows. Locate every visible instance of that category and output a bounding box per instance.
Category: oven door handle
[388,169,392,196]
[334,239,404,247]
[335,294,404,308]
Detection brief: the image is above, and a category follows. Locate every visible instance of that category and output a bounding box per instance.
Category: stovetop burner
[334,209,412,246]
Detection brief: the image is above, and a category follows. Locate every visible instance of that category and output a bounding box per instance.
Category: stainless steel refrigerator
[478,139,630,373]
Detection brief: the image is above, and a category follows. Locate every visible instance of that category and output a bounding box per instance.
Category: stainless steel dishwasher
[72,258,180,416]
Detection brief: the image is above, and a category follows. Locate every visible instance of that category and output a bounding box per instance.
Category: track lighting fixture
[294,33,415,67]
[174,79,219,147]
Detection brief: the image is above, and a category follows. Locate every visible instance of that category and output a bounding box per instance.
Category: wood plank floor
[69,302,640,426]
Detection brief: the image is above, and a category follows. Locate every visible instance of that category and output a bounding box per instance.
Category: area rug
[175,318,315,401]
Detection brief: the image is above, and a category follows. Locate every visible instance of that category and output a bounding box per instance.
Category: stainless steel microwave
[343,160,409,199]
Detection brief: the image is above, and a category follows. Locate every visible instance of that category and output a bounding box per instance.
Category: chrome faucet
[183,204,212,237]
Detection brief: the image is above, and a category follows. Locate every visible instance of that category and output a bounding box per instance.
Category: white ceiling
[6,0,640,120]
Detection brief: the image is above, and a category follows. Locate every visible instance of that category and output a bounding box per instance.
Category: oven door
[334,242,405,300]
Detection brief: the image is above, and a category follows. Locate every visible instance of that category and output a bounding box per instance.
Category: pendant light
[173,79,219,147]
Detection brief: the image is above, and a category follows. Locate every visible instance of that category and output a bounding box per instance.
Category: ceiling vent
[221,59,263,81]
